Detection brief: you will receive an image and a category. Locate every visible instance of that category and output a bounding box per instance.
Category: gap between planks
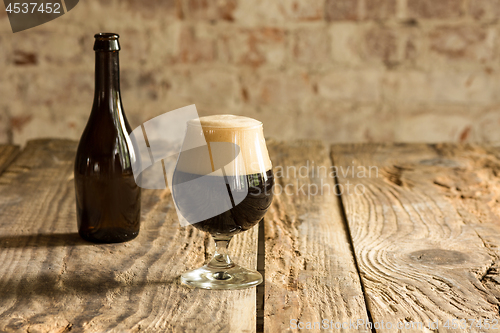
[256,218,265,333]
[330,150,377,333]
[0,145,21,177]
[331,143,500,332]
[263,140,370,333]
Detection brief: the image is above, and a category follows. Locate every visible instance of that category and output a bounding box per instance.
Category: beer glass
[172,115,274,289]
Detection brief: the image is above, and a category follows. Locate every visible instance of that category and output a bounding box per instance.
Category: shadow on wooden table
[0,232,93,248]
[0,270,180,299]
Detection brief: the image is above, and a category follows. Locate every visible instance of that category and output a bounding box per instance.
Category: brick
[119,27,157,66]
[121,66,189,115]
[184,0,237,21]
[232,0,285,25]
[475,109,500,143]
[329,23,363,65]
[0,71,15,109]
[382,71,497,104]
[432,72,497,104]
[283,0,325,21]
[0,34,12,66]
[407,0,464,19]
[219,28,286,67]
[244,71,314,108]
[398,28,425,67]
[123,68,192,122]
[10,103,87,146]
[429,26,493,62]
[142,24,181,67]
[292,26,330,65]
[469,0,500,20]
[10,114,33,133]
[59,1,114,27]
[232,0,323,25]
[125,0,179,19]
[240,101,392,143]
[403,35,419,63]
[183,69,238,107]
[13,51,37,65]
[317,71,381,102]
[363,26,398,66]
[300,101,395,142]
[121,70,163,102]
[381,71,431,104]
[4,30,84,67]
[364,0,397,20]
[177,24,216,63]
[395,112,473,142]
[6,105,35,144]
[11,70,93,108]
[325,0,360,21]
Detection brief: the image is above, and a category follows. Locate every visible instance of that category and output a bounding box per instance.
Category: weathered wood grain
[0,144,20,176]
[264,140,369,333]
[332,143,500,332]
[0,139,258,332]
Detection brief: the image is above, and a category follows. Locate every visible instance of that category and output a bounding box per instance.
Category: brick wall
[1,0,499,145]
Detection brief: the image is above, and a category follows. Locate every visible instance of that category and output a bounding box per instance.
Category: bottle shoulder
[77,108,132,151]
[75,129,135,175]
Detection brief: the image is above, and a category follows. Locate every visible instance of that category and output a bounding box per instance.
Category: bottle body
[74,33,141,243]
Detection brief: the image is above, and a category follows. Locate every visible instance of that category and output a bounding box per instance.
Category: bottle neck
[94,51,120,103]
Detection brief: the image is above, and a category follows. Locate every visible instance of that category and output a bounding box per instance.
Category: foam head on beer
[176,115,272,177]
[172,114,274,232]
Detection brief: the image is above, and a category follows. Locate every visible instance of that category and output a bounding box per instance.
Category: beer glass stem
[208,236,235,270]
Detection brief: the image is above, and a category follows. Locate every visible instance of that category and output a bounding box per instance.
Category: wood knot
[409,249,467,265]
[381,165,413,187]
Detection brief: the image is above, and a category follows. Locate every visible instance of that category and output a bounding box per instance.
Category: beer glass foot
[180,264,262,290]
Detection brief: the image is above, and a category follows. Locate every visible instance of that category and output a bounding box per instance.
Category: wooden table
[1,139,500,332]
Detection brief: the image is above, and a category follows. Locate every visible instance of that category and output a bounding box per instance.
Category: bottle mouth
[94,33,119,40]
[94,33,120,51]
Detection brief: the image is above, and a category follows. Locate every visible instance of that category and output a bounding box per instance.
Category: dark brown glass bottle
[74,33,141,243]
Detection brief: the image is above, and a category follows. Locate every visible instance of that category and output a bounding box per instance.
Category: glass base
[180,264,263,290]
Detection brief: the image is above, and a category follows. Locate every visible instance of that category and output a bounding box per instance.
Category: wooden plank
[0,144,20,176]
[0,139,258,332]
[264,140,369,333]
[332,143,500,332]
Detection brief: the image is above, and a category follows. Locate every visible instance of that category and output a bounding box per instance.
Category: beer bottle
[74,33,141,243]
